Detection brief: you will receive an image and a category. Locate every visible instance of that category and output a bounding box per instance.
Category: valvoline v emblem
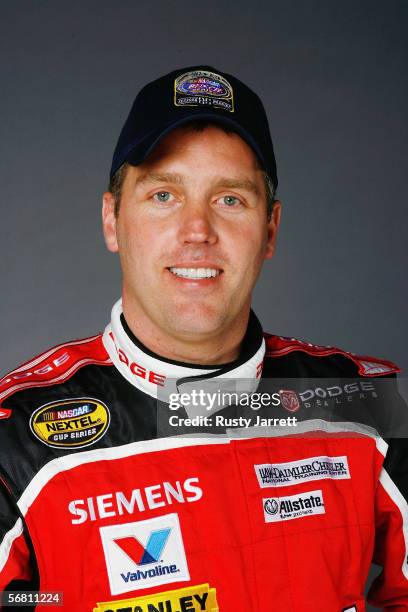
[114,529,171,565]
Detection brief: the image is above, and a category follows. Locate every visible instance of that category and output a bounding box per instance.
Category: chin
[166,303,228,337]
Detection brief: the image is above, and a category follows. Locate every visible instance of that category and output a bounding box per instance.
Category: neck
[103,299,266,402]
[121,300,249,366]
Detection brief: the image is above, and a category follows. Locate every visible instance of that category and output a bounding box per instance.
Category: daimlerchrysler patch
[174,70,234,112]
[30,397,110,448]
[255,455,350,488]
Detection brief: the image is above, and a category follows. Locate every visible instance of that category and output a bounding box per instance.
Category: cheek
[232,225,268,268]
[117,216,151,256]
[116,217,170,281]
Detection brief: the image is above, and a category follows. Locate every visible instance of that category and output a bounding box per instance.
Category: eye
[216,195,243,208]
[153,191,173,203]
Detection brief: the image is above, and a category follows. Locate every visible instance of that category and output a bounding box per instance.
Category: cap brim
[123,113,268,173]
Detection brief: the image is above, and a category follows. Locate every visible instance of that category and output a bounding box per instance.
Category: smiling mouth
[168,267,222,279]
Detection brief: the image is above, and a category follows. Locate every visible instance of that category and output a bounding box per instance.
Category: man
[0,66,406,611]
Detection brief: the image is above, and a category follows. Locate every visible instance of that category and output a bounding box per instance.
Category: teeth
[169,267,220,279]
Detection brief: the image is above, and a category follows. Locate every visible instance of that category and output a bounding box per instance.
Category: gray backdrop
[0,2,406,607]
[1,1,406,374]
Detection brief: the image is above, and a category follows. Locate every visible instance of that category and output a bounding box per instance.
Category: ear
[264,200,282,260]
[102,192,119,253]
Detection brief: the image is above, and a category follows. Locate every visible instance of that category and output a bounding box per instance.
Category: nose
[177,201,218,245]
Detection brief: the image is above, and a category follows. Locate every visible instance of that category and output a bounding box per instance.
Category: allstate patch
[263,489,325,523]
[174,70,234,112]
[30,397,110,449]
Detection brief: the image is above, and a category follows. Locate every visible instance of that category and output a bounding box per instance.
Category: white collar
[103,299,265,408]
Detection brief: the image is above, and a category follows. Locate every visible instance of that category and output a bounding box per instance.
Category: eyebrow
[134,172,260,196]
[212,177,260,196]
[134,172,184,187]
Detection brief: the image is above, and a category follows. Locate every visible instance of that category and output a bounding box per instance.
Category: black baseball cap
[110,65,278,188]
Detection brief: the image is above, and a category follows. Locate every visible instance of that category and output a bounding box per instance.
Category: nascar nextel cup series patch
[174,70,234,112]
[30,397,110,448]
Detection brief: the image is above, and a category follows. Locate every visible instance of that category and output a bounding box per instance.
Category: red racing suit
[0,300,407,611]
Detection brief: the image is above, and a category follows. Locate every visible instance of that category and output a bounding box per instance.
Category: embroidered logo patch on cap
[174,70,234,112]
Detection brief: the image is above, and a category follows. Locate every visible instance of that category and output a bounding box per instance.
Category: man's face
[103,125,281,343]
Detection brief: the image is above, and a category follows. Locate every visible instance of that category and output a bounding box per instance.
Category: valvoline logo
[114,528,171,565]
[100,514,190,595]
